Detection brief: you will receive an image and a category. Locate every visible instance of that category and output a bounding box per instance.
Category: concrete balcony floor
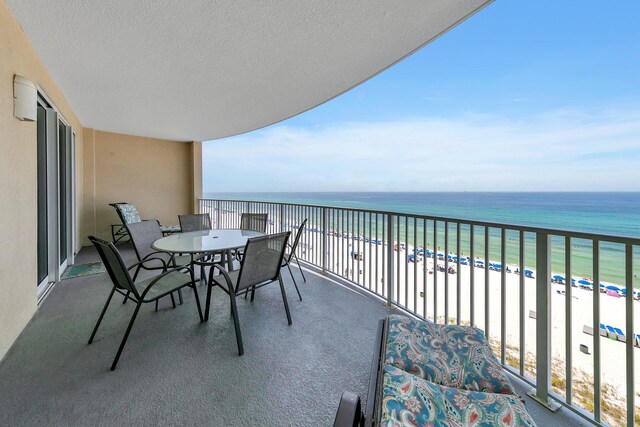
[0,245,588,426]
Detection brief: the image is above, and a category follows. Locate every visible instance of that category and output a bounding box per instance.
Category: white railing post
[280,204,285,233]
[528,232,560,410]
[386,214,394,307]
[216,200,221,228]
[322,207,328,273]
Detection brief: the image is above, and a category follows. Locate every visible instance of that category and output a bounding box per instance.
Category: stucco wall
[0,0,83,359]
[82,130,196,242]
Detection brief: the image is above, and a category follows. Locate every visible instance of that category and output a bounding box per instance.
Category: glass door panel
[37,104,48,286]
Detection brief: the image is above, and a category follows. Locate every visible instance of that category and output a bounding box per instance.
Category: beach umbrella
[437,253,444,257]
[476,260,484,264]
[606,285,620,291]
[553,275,565,281]
[493,263,502,269]
[578,279,592,286]
[620,288,627,294]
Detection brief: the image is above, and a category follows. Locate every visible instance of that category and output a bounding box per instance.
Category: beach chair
[605,325,617,339]
[599,323,608,337]
[613,327,625,342]
[110,202,180,240]
[582,325,593,336]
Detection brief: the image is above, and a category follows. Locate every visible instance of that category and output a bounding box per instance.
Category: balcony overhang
[6,0,491,141]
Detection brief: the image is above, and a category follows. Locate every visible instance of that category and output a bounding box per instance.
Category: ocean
[203,192,640,286]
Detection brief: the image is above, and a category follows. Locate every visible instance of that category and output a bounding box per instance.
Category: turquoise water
[203,192,640,286]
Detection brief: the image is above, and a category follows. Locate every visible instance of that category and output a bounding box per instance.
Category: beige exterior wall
[0,0,84,359]
[82,130,197,242]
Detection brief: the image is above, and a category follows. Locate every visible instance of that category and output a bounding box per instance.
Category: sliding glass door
[36,104,48,288]
[37,96,75,296]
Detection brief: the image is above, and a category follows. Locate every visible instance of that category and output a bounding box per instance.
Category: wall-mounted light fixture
[14,75,37,121]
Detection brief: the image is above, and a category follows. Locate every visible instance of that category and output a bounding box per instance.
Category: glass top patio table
[152,229,265,254]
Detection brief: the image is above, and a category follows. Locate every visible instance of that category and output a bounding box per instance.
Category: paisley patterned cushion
[385,315,516,395]
[117,204,141,224]
[160,225,181,233]
[381,365,535,427]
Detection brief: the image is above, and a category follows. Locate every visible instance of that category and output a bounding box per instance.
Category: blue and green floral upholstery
[160,225,182,233]
[381,364,535,427]
[116,203,142,224]
[385,315,516,395]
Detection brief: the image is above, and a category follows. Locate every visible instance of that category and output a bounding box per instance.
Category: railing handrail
[199,197,637,426]
[199,198,640,245]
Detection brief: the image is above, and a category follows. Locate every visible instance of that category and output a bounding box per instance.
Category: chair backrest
[286,219,308,262]
[89,236,139,298]
[179,213,212,232]
[240,213,268,232]
[112,203,141,225]
[236,232,290,292]
[125,220,164,261]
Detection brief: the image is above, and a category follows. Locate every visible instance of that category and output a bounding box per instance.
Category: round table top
[152,229,265,254]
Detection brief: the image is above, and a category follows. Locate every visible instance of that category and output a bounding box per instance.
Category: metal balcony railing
[199,198,639,426]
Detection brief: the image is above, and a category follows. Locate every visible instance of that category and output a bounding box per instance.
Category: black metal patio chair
[124,220,197,307]
[88,236,203,370]
[240,213,268,232]
[204,232,291,355]
[179,213,212,232]
[282,218,308,301]
[179,213,220,280]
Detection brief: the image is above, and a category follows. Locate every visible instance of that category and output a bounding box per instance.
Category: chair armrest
[333,392,362,427]
[129,252,170,271]
[205,263,235,290]
[139,265,194,299]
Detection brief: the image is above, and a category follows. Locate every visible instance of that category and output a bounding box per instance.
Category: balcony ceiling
[7,0,491,141]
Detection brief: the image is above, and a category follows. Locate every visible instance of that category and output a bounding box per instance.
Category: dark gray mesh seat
[88,236,203,370]
[240,213,268,232]
[204,232,291,355]
[179,213,212,232]
[124,220,196,307]
[126,220,193,275]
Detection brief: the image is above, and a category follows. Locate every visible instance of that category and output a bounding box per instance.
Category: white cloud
[203,107,640,192]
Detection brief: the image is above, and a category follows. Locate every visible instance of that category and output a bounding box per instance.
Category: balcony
[0,241,585,426]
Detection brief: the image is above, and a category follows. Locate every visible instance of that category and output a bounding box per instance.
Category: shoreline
[297,228,640,404]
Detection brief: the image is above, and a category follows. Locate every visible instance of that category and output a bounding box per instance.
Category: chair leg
[278,275,293,325]
[178,289,183,305]
[192,284,204,322]
[89,287,116,344]
[287,262,302,301]
[188,268,203,322]
[170,292,176,308]
[155,300,158,312]
[250,287,256,302]
[111,301,143,371]
[122,290,130,304]
[204,273,214,321]
[294,254,307,282]
[228,291,244,356]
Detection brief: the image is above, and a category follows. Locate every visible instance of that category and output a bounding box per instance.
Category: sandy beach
[299,231,640,404]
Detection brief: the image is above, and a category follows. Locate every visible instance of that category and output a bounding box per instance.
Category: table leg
[226,250,234,271]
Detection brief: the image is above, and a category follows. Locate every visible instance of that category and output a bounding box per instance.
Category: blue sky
[204,1,640,192]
